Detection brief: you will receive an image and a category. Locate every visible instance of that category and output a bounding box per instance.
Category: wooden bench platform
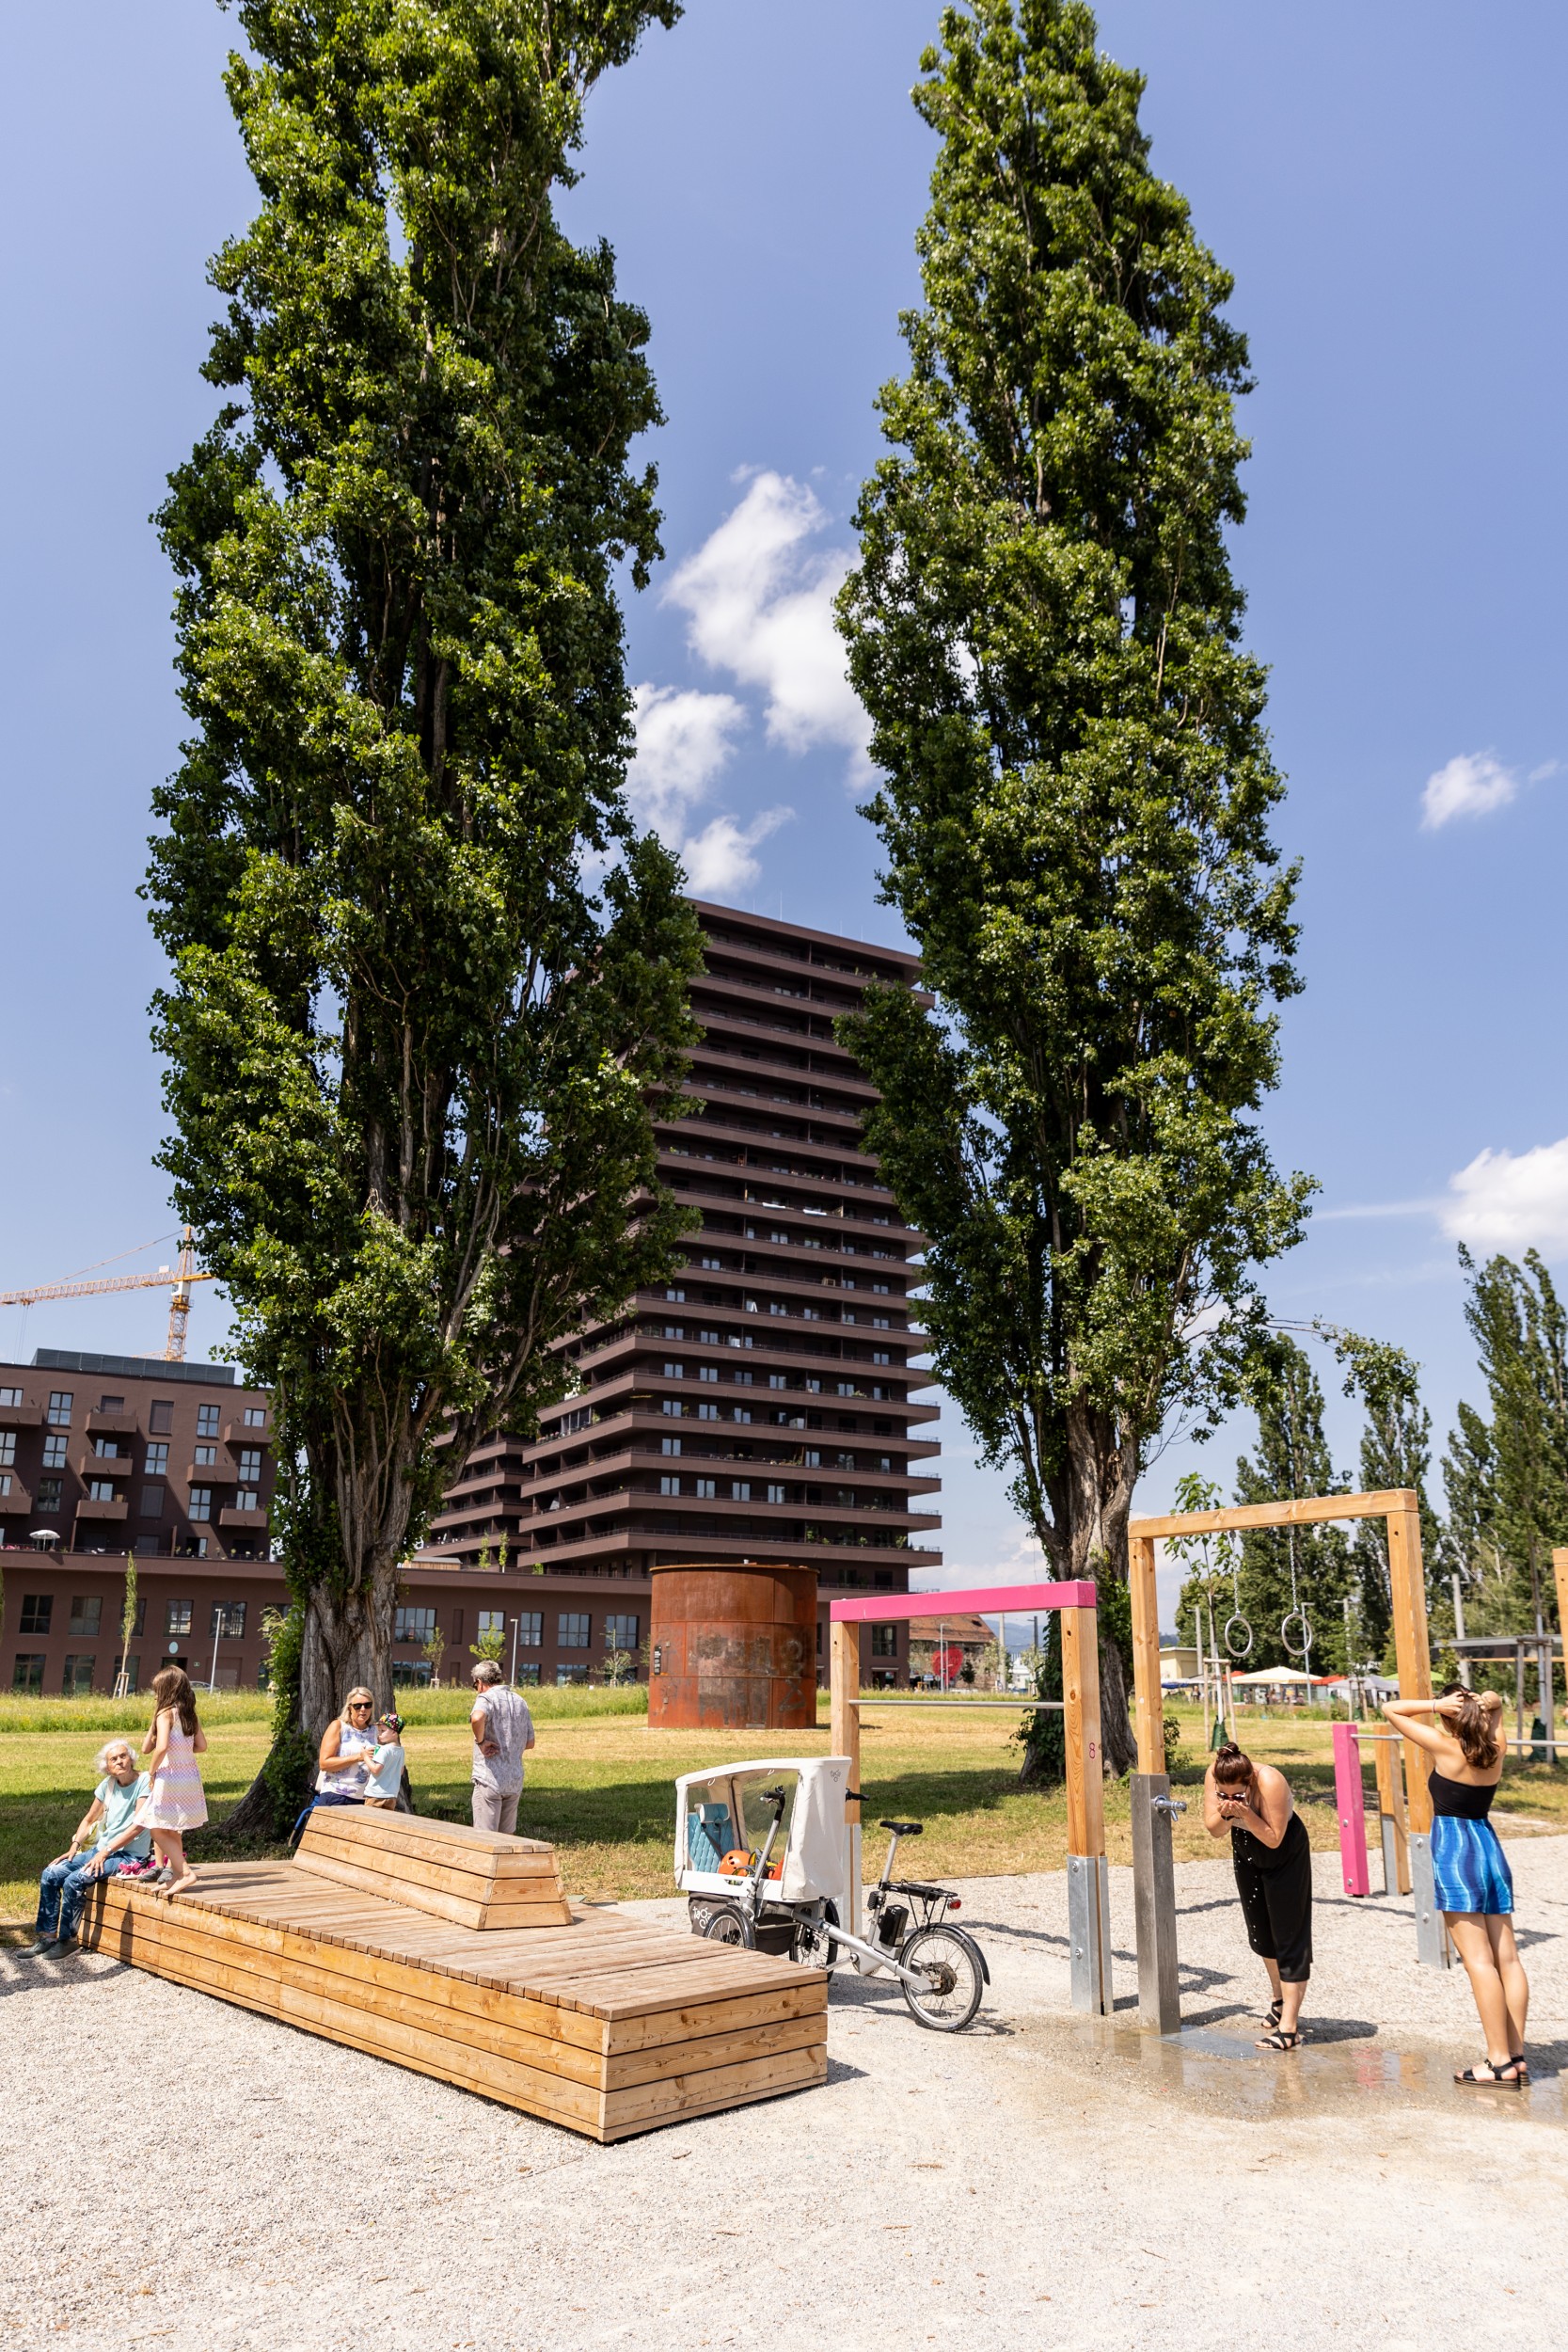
[80,1833,827,2142]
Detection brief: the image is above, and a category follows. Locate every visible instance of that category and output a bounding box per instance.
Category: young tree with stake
[149,0,698,1832]
[836,0,1310,1769]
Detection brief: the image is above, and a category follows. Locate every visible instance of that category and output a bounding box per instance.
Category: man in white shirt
[469,1660,535,1836]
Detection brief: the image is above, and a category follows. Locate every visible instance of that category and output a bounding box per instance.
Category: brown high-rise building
[425,902,942,1656]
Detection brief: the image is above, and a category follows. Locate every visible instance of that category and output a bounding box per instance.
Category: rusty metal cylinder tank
[648,1561,818,1731]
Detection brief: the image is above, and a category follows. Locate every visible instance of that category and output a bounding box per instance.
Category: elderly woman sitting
[24,1739,152,1959]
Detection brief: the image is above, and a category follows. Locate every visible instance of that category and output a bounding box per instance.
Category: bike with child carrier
[674,1757,989,2031]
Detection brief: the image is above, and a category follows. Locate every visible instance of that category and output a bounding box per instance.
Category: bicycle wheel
[789,1899,841,1969]
[700,1901,755,1949]
[897,1924,985,2031]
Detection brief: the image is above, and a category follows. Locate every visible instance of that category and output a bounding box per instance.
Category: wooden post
[1386,1502,1433,1833]
[1373,1731,1411,1896]
[1129,1534,1164,1776]
[1061,1606,1105,1860]
[830,1618,862,1937]
[1062,1601,1111,2015]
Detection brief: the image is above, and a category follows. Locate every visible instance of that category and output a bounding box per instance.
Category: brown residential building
[424,901,942,1679]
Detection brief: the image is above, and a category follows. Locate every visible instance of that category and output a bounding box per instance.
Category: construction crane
[0,1229,214,1362]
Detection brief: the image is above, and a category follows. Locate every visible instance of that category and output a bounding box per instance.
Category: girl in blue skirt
[1383,1684,1527,2087]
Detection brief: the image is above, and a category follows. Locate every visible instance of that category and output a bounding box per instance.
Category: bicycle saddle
[879,1819,923,1836]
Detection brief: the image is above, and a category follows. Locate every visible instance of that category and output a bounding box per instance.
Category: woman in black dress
[1203,1739,1313,2049]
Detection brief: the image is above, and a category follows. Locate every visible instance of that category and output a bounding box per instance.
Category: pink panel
[1333,1722,1370,1897]
[829,1580,1097,1624]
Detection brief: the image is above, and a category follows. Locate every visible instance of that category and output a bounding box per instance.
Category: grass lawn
[5,1693,1568,1921]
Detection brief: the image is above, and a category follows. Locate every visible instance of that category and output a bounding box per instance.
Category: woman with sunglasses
[314,1687,380,1806]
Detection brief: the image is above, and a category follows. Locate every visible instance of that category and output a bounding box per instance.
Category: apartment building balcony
[0,1480,32,1514]
[85,1407,140,1438]
[75,1494,129,1522]
[223,1416,271,1446]
[219,1505,269,1530]
[0,1400,43,1428]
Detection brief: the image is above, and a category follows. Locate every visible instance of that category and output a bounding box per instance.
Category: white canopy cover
[673,1756,850,1905]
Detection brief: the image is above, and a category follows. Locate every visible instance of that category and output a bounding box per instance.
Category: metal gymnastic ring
[1280,1608,1312,1661]
[1223,1613,1254,1661]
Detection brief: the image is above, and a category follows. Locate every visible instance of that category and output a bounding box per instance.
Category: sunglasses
[349,1701,373,1711]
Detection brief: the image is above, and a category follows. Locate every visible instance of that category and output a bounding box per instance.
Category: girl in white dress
[137,1667,208,1899]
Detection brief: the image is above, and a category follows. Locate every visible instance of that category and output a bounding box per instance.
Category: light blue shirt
[94,1772,151,1862]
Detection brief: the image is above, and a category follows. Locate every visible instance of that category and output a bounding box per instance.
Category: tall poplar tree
[1442,1249,1568,1645]
[150,0,698,1828]
[1231,1337,1351,1673]
[836,0,1309,1766]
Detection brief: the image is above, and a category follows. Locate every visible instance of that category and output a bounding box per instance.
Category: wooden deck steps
[294,1806,574,1931]
[80,1833,828,2141]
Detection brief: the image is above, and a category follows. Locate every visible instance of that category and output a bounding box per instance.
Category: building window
[660,1437,681,1457]
[768,1374,787,1390]
[197,1405,220,1439]
[694,1478,717,1500]
[660,1399,682,1418]
[145,1443,169,1474]
[61,1656,94,1695]
[733,1407,752,1424]
[516,1613,543,1649]
[476,1609,505,1642]
[36,1478,63,1514]
[0,1386,21,1407]
[149,1401,174,1436]
[234,1489,260,1512]
[20,1595,53,1635]
[731,1481,752,1502]
[244,1406,266,1427]
[91,1438,126,1459]
[662,1325,684,1340]
[665,1287,686,1303]
[184,1537,209,1560]
[69,1597,103,1637]
[871,1626,899,1659]
[393,1605,436,1644]
[556,1664,589,1686]
[133,1597,147,1635]
[766,1484,786,1504]
[42,1433,68,1470]
[189,1487,213,1522]
[86,1479,118,1503]
[120,1657,141,1691]
[605,1613,640,1649]
[697,1402,719,1422]
[663,1361,684,1379]
[391,1660,433,1687]
[659,1475,680,1496]
[194,1443,217,1468]
[872,1317,890,1330]
[0,1474,11,1499]
[211,1602,246,1639]
[238,1449,262,1482]
[698,1327,720,1345]
[0,1432,14,1468]
[12,1654,45,1692]
[871,1351,891,1366]
[166,1600,194,1636]
[139,1486,166,1519]
[558,1613,590,1649]
[47,1391,73,1427]
[699,1255,723,1270]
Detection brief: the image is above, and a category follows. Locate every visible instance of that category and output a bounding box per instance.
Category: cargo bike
[675,1756,989,2031]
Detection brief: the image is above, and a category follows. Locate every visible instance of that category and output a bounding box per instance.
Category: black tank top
[1231,1807,1307,1872]
[1429,1768,1498,1820]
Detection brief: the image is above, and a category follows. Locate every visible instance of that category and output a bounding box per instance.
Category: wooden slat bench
[80,1829,828,2142]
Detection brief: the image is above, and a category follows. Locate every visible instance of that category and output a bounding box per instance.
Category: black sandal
[1265,1997,1283,2027]
[1256,2029,1302,2052]
[1454,2060,1523,2088]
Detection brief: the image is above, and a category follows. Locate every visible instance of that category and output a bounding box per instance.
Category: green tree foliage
[835,0,1309,1771]
[148,0,697,1829]
[1230,1337,1351,1673]
[1442,1249,1568,1642]
[1323,1327,1440,1662]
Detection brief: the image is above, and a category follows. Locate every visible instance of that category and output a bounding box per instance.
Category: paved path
[5,1839,1566,2349]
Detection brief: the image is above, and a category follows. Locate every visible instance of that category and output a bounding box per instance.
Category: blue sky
[3,2,1565,1623]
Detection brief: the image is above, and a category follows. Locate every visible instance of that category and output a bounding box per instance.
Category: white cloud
[1440,1136,1568,1251]
[1420,750,1517,830]
[681,807,794,898]
[626,684,746,834]
[664,471,870,771]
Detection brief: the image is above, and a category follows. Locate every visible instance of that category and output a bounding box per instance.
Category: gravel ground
[6,1838,1568,2352]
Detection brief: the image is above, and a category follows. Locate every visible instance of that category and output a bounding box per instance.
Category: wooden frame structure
[1126,1486,1448,2011]
[828,1580,1112,2011]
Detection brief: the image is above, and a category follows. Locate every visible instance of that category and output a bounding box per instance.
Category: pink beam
[1332,1722,1371,1897]
[829,1581,1098,1624]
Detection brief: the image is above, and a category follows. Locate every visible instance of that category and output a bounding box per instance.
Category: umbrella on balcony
[28,1528,61,1544]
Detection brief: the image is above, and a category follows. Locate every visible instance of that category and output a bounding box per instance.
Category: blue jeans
[35,1854,135,1943]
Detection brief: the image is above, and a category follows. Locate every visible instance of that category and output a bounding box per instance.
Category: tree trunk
[213,1558,400,1842]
